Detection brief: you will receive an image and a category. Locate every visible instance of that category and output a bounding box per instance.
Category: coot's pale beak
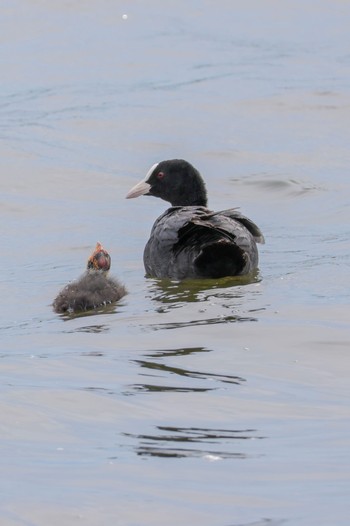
[126,179,151,199]
[126,162,159,199]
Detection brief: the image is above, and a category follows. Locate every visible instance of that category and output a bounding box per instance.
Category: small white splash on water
[122,14,128,20]
[203,454,222,462]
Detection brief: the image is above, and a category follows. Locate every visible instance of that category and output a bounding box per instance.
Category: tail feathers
[195,239,246,278]
[209,209,265,244]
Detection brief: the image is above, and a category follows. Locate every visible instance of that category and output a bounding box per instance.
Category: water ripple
[228,520,287,526]
[123,425,264,459]
[231,174,324,197]
[150,314,258,330]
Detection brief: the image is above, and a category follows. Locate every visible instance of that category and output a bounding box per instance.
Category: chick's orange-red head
[87,242,111,272]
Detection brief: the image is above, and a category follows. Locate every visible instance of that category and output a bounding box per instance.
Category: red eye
[157,171,165,179]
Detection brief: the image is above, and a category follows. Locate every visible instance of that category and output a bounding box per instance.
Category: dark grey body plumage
[144,206,262,279]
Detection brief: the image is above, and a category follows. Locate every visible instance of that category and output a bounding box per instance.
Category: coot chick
[126,159,264,280]
[53,242,127,313]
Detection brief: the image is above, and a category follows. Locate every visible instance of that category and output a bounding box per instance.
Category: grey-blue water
[1,1,350,525]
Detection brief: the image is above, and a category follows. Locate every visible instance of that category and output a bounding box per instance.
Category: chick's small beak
[126,179,151,199]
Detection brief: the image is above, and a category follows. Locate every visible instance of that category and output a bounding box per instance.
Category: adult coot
[126,159,264,279]
[53,242,127,313]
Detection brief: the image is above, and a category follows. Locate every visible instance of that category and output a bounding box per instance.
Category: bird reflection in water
[147,272,261,305]
[124,348,262,460]
[64,323,111,334]
[146,276,262,329]
[123,425,264,459]
[128,346,246,395]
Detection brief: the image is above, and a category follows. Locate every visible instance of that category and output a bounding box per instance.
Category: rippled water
[1,1,350,525]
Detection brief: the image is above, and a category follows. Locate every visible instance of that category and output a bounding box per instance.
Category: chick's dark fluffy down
[53,272,127,313]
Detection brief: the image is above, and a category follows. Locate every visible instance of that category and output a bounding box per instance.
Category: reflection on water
[133,359,245,387]
[146,277,263,329]
[81,351,104,357]
[58,303,126,333]
[127,346,245,395]
[133,384,210,393]
[123,425,264,459]
[65,324,110,334]
[142,346,211,359]
[57,302,121,321]
[228,520,286,526]
[231,174,324,198]
[150,314,258,330]
[83,386,116,395]
[148,273,262,305]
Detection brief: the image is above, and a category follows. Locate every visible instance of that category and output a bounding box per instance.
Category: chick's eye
[157,171,165,179]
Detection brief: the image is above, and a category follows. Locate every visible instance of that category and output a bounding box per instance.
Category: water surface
[1,1,350,525]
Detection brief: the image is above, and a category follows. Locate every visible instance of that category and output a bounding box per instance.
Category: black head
[126,159,208,207]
